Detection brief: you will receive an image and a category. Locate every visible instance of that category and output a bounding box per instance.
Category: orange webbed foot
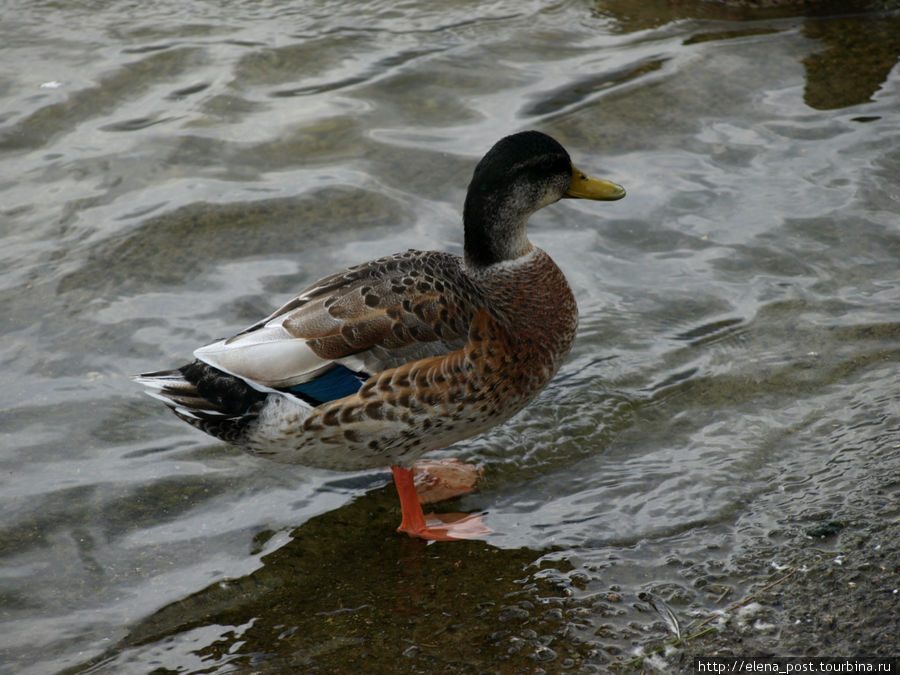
[392,464,491,541]
[398,512,491,541]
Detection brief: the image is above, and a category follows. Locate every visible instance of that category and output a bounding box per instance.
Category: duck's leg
[391,466,490,541]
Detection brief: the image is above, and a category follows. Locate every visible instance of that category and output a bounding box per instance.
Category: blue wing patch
[287,365,368,405]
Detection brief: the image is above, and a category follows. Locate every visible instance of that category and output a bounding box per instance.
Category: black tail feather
[178,360,267,416]
[135,361,267,444]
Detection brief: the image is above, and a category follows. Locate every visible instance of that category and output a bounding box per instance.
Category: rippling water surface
[1,1,898,672]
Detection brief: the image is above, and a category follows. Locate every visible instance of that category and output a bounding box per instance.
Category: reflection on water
[1,0,898,671]
[802,13,900,109]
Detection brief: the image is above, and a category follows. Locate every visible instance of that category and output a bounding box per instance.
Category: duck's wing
[194,250,482,390]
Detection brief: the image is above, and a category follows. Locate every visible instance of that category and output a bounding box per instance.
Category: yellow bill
[565,164,626,201]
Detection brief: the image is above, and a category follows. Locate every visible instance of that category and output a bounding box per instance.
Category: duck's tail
[134,360,267,444]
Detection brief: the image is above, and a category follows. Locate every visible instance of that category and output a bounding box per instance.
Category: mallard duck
[136,131,625,540]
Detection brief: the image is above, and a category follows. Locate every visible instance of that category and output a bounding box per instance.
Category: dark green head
[463,131,625,268]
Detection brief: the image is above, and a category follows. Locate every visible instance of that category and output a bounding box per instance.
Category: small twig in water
[621,567,799,670]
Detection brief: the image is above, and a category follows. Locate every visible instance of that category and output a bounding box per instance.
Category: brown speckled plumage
[136,131,624,538]
[262,249,481,369]
[239,248,577,469]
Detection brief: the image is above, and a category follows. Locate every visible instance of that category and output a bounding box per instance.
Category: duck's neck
[463,194,533,268]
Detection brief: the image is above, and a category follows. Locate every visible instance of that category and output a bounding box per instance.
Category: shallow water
[1,0,898,672]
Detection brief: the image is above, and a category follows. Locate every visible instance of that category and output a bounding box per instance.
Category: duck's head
[463,131,625,268]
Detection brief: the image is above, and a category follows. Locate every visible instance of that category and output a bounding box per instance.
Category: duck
[136,131,625,541]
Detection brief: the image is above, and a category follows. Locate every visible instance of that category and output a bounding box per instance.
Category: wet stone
[498,605,530,622]
[532,645,557,662]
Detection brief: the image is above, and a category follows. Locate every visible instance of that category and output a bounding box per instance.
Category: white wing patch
[194,322,332,389]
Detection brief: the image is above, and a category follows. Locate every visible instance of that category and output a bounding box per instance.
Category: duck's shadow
[71,483,567,672]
